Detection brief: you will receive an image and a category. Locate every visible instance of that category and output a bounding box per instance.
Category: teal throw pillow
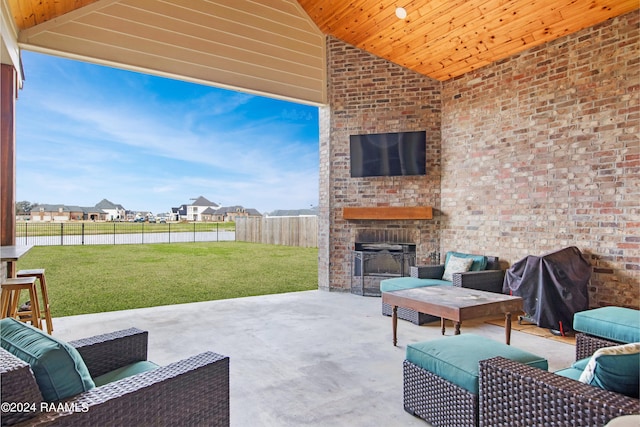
[445,252,488,271]
[0,318,95,401]
[578,342,640,398]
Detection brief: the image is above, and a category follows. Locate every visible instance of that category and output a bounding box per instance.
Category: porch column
[1,63,17,247]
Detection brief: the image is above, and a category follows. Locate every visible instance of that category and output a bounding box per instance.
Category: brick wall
[320,38,442,293]
[440,11,639,308]
[322,11,638,308]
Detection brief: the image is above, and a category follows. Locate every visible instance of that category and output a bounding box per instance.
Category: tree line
[16,201,38,215]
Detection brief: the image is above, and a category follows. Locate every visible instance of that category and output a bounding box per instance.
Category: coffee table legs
[392,305,398,346]
[390,309,514,346]
[441,318,461,336]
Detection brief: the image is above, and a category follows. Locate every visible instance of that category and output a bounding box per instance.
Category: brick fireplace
[345,223,439,295]
[318,37,443,294]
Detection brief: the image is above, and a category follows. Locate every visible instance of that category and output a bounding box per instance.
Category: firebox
[351,242,416,296]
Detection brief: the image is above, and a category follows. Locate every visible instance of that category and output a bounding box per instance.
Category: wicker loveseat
[477,306,640,426]
[479,356,639,426]
[1,322,229,426]
[382,252,505,324]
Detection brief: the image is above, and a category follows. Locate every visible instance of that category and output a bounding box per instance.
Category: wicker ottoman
[403,334,548,427]
[573,307,640,360]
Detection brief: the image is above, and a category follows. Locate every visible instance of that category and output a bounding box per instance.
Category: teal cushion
[555,357,590,380]
[406,333,548,394]
[571,357,590,371]
[445,252,488,272]
[380,277,451,292]
[573,307,640,344]
[578,343,640,398]
[589,352,639,397]
[0,318,95,401]
[93,360,159,387]
[555,367,584,381]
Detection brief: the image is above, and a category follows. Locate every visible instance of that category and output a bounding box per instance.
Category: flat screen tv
[350,130,426,177]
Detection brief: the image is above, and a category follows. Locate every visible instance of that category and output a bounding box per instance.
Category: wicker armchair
[1,328,229,426]
[479,357,640,426]
[411,257,504,292]
[382,256,505,325]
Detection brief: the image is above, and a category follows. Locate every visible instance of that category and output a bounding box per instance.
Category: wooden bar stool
[17,269,53,334]
[1,277,42,330]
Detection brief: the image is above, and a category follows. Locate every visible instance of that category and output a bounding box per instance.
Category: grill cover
[503,246,591,332]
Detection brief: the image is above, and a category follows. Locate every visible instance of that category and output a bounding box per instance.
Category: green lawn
[16,242,318,317]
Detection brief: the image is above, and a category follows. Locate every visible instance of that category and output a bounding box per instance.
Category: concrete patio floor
[52,290,576,427]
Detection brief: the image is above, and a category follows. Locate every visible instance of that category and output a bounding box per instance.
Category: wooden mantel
[343,206,433,220]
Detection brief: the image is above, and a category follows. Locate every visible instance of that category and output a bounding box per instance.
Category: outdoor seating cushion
[406,333,548,394]
[555,356,594,380]
[573,307,640,344]
[554,366,584,381]
[93,360,159,387]
[578,342,640,398]
[380,277,450,292]
[444,251,488,272]
[0,318,95,401]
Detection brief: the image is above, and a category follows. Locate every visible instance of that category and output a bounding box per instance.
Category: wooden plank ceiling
[297,0,639,81]
[6,0,639,89]
[8,0,101,30]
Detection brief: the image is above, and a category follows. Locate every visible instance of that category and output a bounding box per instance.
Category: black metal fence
[15,222,235,246]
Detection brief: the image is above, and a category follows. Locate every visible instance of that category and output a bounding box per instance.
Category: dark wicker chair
[479,357,640,427]
[382,256,505,325]
[1,328,229,426]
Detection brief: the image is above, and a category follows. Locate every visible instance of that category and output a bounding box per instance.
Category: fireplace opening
[352,242,416,296]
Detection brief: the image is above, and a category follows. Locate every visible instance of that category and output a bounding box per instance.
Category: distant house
[200,207,218,222]
[171,204,188,222]
[188,196,219,221]
[208,206,262,222]
[30,204,107,222]
[171,196,219,222]
[171,198,261,222]
[84,206,106,221]
[95,199,126,221]
[124,210,137,221]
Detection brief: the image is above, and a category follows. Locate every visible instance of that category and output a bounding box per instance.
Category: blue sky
[16,51,319,215]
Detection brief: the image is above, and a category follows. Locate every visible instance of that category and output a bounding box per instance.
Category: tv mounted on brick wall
[350,130,426,177]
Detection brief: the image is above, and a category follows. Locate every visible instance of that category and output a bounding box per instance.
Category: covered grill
[503,246,591,334]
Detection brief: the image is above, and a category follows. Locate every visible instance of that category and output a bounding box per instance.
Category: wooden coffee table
[382,285,523,346]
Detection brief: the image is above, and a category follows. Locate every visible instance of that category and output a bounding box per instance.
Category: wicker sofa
[479,356,639,426]
[1,326,229,426]
[404,334,639,427]
[479,309,640,427]
[382,253,505,325]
